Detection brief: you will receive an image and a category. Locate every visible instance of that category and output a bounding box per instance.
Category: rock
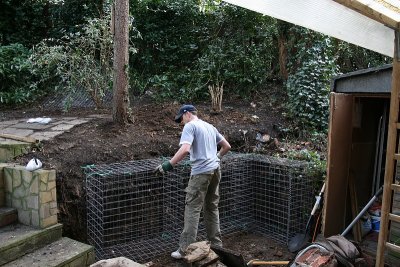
[184,241,211,263]
[193,249,219,267]
[256,133,270,143]
[90,257,146,267]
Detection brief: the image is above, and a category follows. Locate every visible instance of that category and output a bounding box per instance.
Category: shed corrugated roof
[223,0,399,57]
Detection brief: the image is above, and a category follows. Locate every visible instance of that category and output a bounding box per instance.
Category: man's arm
[153,143,190,175]
[217,139,231,158]
[170,143,191,165]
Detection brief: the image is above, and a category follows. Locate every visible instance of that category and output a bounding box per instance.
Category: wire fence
[85,153,315,262]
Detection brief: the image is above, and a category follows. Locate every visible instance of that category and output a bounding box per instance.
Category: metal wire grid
[85,154,314,262]
[249,156,314,244]
[41,88,112,110]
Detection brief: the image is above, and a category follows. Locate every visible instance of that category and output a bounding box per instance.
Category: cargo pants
[179,167,222,252]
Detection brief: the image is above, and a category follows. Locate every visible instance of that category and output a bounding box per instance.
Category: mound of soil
[1,94,315,264]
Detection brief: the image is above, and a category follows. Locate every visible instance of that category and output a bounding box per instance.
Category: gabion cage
[85,153,315,262]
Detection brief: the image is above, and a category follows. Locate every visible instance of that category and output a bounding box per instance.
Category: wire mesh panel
[250,155,314,244]
[219,154,254,233]
[85,153,315,263]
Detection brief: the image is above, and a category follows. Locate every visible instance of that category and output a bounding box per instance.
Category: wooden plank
[334,0,400,29]
[349,173,362,242]
[376,32,400,267]
[392,184,400,191]
[0,134,37,144]
[386,242,400,254]
[389,213,400,223]
[323,93,354,236]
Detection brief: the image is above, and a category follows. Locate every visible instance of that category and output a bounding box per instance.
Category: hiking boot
[171,249,184,259]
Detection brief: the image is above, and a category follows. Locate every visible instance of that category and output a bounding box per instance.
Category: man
[154,104,231,259]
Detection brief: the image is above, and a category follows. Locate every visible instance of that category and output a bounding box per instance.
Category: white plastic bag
[26,158,43,171]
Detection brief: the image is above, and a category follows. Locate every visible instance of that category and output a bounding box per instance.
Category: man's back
[180,119,222,175]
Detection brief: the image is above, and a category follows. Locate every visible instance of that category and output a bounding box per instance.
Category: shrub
[0,43,40,105]
[285,27,338,132]
[29,13,116,109]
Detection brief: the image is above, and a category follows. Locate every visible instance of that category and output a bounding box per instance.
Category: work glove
[217,152,222,159]
[154,161,174,175]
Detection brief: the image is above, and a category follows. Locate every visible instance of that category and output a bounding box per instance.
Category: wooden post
[375,30,400,267]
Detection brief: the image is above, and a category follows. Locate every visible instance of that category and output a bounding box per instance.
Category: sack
[292,235,366,267]
[291,244,338,267]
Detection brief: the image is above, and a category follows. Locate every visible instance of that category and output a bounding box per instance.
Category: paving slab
[0,116,93,149]
[13,123,54,130]
[3,237,95,267]
[0,121,22,127]
[51,124,75,131]
[64,119,89,125]
[0,128,34,137]
[30,131,64,141]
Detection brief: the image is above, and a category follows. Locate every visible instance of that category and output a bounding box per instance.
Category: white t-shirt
[179,119,224,175]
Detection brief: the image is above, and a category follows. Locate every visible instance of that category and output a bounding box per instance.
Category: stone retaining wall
[0,163,6,207]
[4,165,58,228]
[0,141,31,163]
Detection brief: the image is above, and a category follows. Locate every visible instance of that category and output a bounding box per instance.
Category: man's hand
[154,161,174,175]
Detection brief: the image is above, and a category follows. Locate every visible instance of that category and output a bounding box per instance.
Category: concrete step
[0,207,17,227]
[0,223,62,265]
[3,237,95,267]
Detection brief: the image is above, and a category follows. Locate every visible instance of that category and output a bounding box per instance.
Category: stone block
[40,203,50,218]
[18,209,31,225]
[5,193,11,206]
[40,191,53,204]
[0,148,12,162]
[12,198,23,209]
[51,188,57,201]
[41,214,57,228]
[50,207,58,216]
[47,180,56,190]
[0,191,4,207]
[31,210,40,227]
[40,181,47,191]
[4,168,13,193]
[68,254,87,267]
[38,171,49,184]
[0,164,6,188]
[13,173,22,188]
[30,176,38,194]
[27,195,39,209]
[22,169,33,184]
[50,201,58,209]
[87,250,96,265]
[48,170,56,181]
[13,186,26,199]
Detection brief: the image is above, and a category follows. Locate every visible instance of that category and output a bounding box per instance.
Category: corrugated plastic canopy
[223,0,399,57]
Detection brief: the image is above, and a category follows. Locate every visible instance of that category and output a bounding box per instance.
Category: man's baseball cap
[175,104,197,123]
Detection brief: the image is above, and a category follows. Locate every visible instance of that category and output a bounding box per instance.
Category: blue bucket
[371,216,380,232]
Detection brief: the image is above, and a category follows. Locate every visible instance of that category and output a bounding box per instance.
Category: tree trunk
[276,20,289,81]
[278,36,288,80]
[112,0,132,125]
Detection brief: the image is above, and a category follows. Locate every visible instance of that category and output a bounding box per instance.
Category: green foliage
[29,13,115,109]
[285,27,338,132]
[0,44,41,104]
[286,148,326,180]
[335,41,390,73]
[0,0,102,47]
[130,1,278,101]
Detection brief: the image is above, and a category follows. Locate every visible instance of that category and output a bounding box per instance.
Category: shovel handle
[247,260,290,266]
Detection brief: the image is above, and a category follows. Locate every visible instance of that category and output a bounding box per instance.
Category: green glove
[154,161,173,175]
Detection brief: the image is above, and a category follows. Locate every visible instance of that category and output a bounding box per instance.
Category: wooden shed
[324,64,400,263]
[222,1,400,265]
